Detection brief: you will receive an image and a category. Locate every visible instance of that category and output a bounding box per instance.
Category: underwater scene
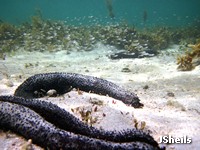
[0,0,200,149]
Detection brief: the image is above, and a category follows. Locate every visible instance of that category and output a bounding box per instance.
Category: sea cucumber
[14,72,143,108]
[0,95,158,146]
[0,73,165,149]
[0,101,163,150]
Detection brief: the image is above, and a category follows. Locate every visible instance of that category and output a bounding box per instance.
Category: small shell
[46,89,57,97]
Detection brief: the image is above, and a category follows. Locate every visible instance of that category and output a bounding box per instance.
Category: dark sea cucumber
[0,101,163,150]
[14,72,143,108]
[0,95,158,147]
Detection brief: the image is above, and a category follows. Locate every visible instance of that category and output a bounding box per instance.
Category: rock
[109,49,157,59]
[121,67,131,72]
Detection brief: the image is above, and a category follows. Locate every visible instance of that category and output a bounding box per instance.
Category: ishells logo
[158,135,192,144]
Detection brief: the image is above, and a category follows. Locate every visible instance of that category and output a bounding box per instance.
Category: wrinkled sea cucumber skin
[14,72,143,108]
[0,101,162,150]
[0,95,158,147]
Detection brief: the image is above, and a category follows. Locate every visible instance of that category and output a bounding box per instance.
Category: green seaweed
[0,23,20,40]
[0,14,200,56]
[0,22,22,54]
[138,27,172,50]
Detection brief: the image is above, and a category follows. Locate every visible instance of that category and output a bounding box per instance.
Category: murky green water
[1,0,200,27]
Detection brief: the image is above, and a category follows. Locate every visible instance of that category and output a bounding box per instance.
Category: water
[0,1,200,150]
[0,0,200,27]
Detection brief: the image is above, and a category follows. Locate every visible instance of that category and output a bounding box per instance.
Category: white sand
[0,43,200,150]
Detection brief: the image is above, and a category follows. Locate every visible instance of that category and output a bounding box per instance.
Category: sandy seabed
[0,44,200,150]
